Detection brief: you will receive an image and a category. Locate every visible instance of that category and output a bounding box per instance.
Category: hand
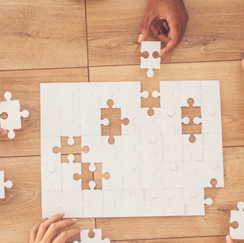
[0,97,7,136]
[138,0,189,55]
[226,235,233,243]
[29,213,82,243]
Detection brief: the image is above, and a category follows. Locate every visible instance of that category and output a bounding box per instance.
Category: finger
[0,128,7,136]
[35,212,65,242]
[138,9,155,43]
[163,21,169,32]
[42,219,78,243]
[53,227,83,243]
[29,218,47,243]
[226,235,234,243]
[151,25,170,44]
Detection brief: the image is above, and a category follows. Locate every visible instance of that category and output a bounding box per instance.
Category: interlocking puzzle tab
[0,171,13,199]
[101,100,129,144]
[140,41,161,78]
[182,98,202,143]
[0,92,29,139]
[74,228,110,243]
[230,202,244,239]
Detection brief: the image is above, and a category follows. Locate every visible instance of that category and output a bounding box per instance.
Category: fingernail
[59,212,65,216]
[138,34,143,43]
[0,131,7,136]
[79,227,83,230]
[72,219,77,222]
[226,235,230,242]
[42,218,47,221]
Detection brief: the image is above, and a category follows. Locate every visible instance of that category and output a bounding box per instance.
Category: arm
[138,0,189,55]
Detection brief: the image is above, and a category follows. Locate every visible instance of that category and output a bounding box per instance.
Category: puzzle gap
[101,99,129,145]
[0,112,8,120]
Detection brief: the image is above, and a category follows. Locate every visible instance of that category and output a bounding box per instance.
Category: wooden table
[0,0,244,242]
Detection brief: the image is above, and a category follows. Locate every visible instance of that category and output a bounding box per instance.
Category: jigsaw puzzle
[140,41,161,78]
[40,80,223,218]
[74,228,110,243]
[0,171,13,199]
[0,92,29,139]
[230,202,244,239]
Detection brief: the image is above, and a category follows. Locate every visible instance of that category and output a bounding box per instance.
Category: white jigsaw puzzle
[40,80,223,218]
[230,202,244,240]
[74,228,110,243]
[140,41,161,78]
[0,92,29,139]
[0,170,13,199]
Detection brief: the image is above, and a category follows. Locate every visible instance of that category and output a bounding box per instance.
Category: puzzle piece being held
[73,228,110,243]
[0,92,29,139]
[140,41,161,78]
[230,202,244,239]
[0,171,13,199]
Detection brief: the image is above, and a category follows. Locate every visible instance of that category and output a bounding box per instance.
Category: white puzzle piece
[0,171,13,199]
[140,41,161,78]
[230,202,244,240]
[0,92,29,139]
[41,81,223,218]
[74,228,110,243]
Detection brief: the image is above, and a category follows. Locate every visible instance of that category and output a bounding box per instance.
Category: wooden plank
[111,236,233,243]
[0,68,88,157]
[0,0,87,70]
[0,156,95,243]
[95,146,244,240]
[86,0,244,66]
[89,61,244,147]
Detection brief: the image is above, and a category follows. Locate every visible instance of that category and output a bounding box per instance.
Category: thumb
[226,235,234,243]
[138,11,154,43]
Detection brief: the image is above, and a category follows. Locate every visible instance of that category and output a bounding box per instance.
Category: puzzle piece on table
[181,98,202,143]
[101,100,129,145]
[53,136,90,163]
[230,202,244,240]
[0,92,29,139]
[0,171,13,199]
[74,228,110,243]
[93,163,110,190]
[140,41,161,78]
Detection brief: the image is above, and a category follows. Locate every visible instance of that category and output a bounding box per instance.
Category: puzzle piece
[140,41,161,78]
[101,100,129,144]
[74,228,110,243]
[0,171,13,199]
[181,98,202,143]
[53,136,90,163]
[0,92,29,139]
[230,202,244,239]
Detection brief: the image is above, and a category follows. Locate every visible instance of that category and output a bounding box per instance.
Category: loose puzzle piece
[230,202,244,240]
[0,171,13,199]
[101,100,129,145]
[74,228,110,243]
[53,136,90,163]
[0,92,29,139]
[140,41,161,78]
[181,98,202,143]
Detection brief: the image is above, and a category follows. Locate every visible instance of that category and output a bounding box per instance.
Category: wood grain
[0,68,88,157]
[95,146,244,240]
[0,0,87,70]
[0,156,95,243]
[86,0,244,66]
[90,61,244,147]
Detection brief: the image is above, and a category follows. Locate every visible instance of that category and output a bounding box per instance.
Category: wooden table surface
[0,0,244,242]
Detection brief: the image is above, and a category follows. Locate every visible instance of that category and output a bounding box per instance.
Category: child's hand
[29,213,82,243]
[0,97,7,136]
[226,235,233,243]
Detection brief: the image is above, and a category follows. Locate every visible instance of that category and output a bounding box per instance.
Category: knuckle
[60,231,68,238]
[50,223,58,231]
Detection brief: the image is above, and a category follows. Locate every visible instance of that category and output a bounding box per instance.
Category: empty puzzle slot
[182,98,202,143]
[101,99,129,145]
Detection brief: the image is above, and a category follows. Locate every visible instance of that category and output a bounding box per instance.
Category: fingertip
[138,34,144,43]
[226,235,233,243]
[78,227,83,231]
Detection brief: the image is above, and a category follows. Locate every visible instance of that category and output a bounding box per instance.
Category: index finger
[29,218,47,243]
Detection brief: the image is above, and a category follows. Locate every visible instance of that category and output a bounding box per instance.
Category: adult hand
[0,97,7,136]
[138,0,189,56]
[29,213,82,243]
[226,235,233,243]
